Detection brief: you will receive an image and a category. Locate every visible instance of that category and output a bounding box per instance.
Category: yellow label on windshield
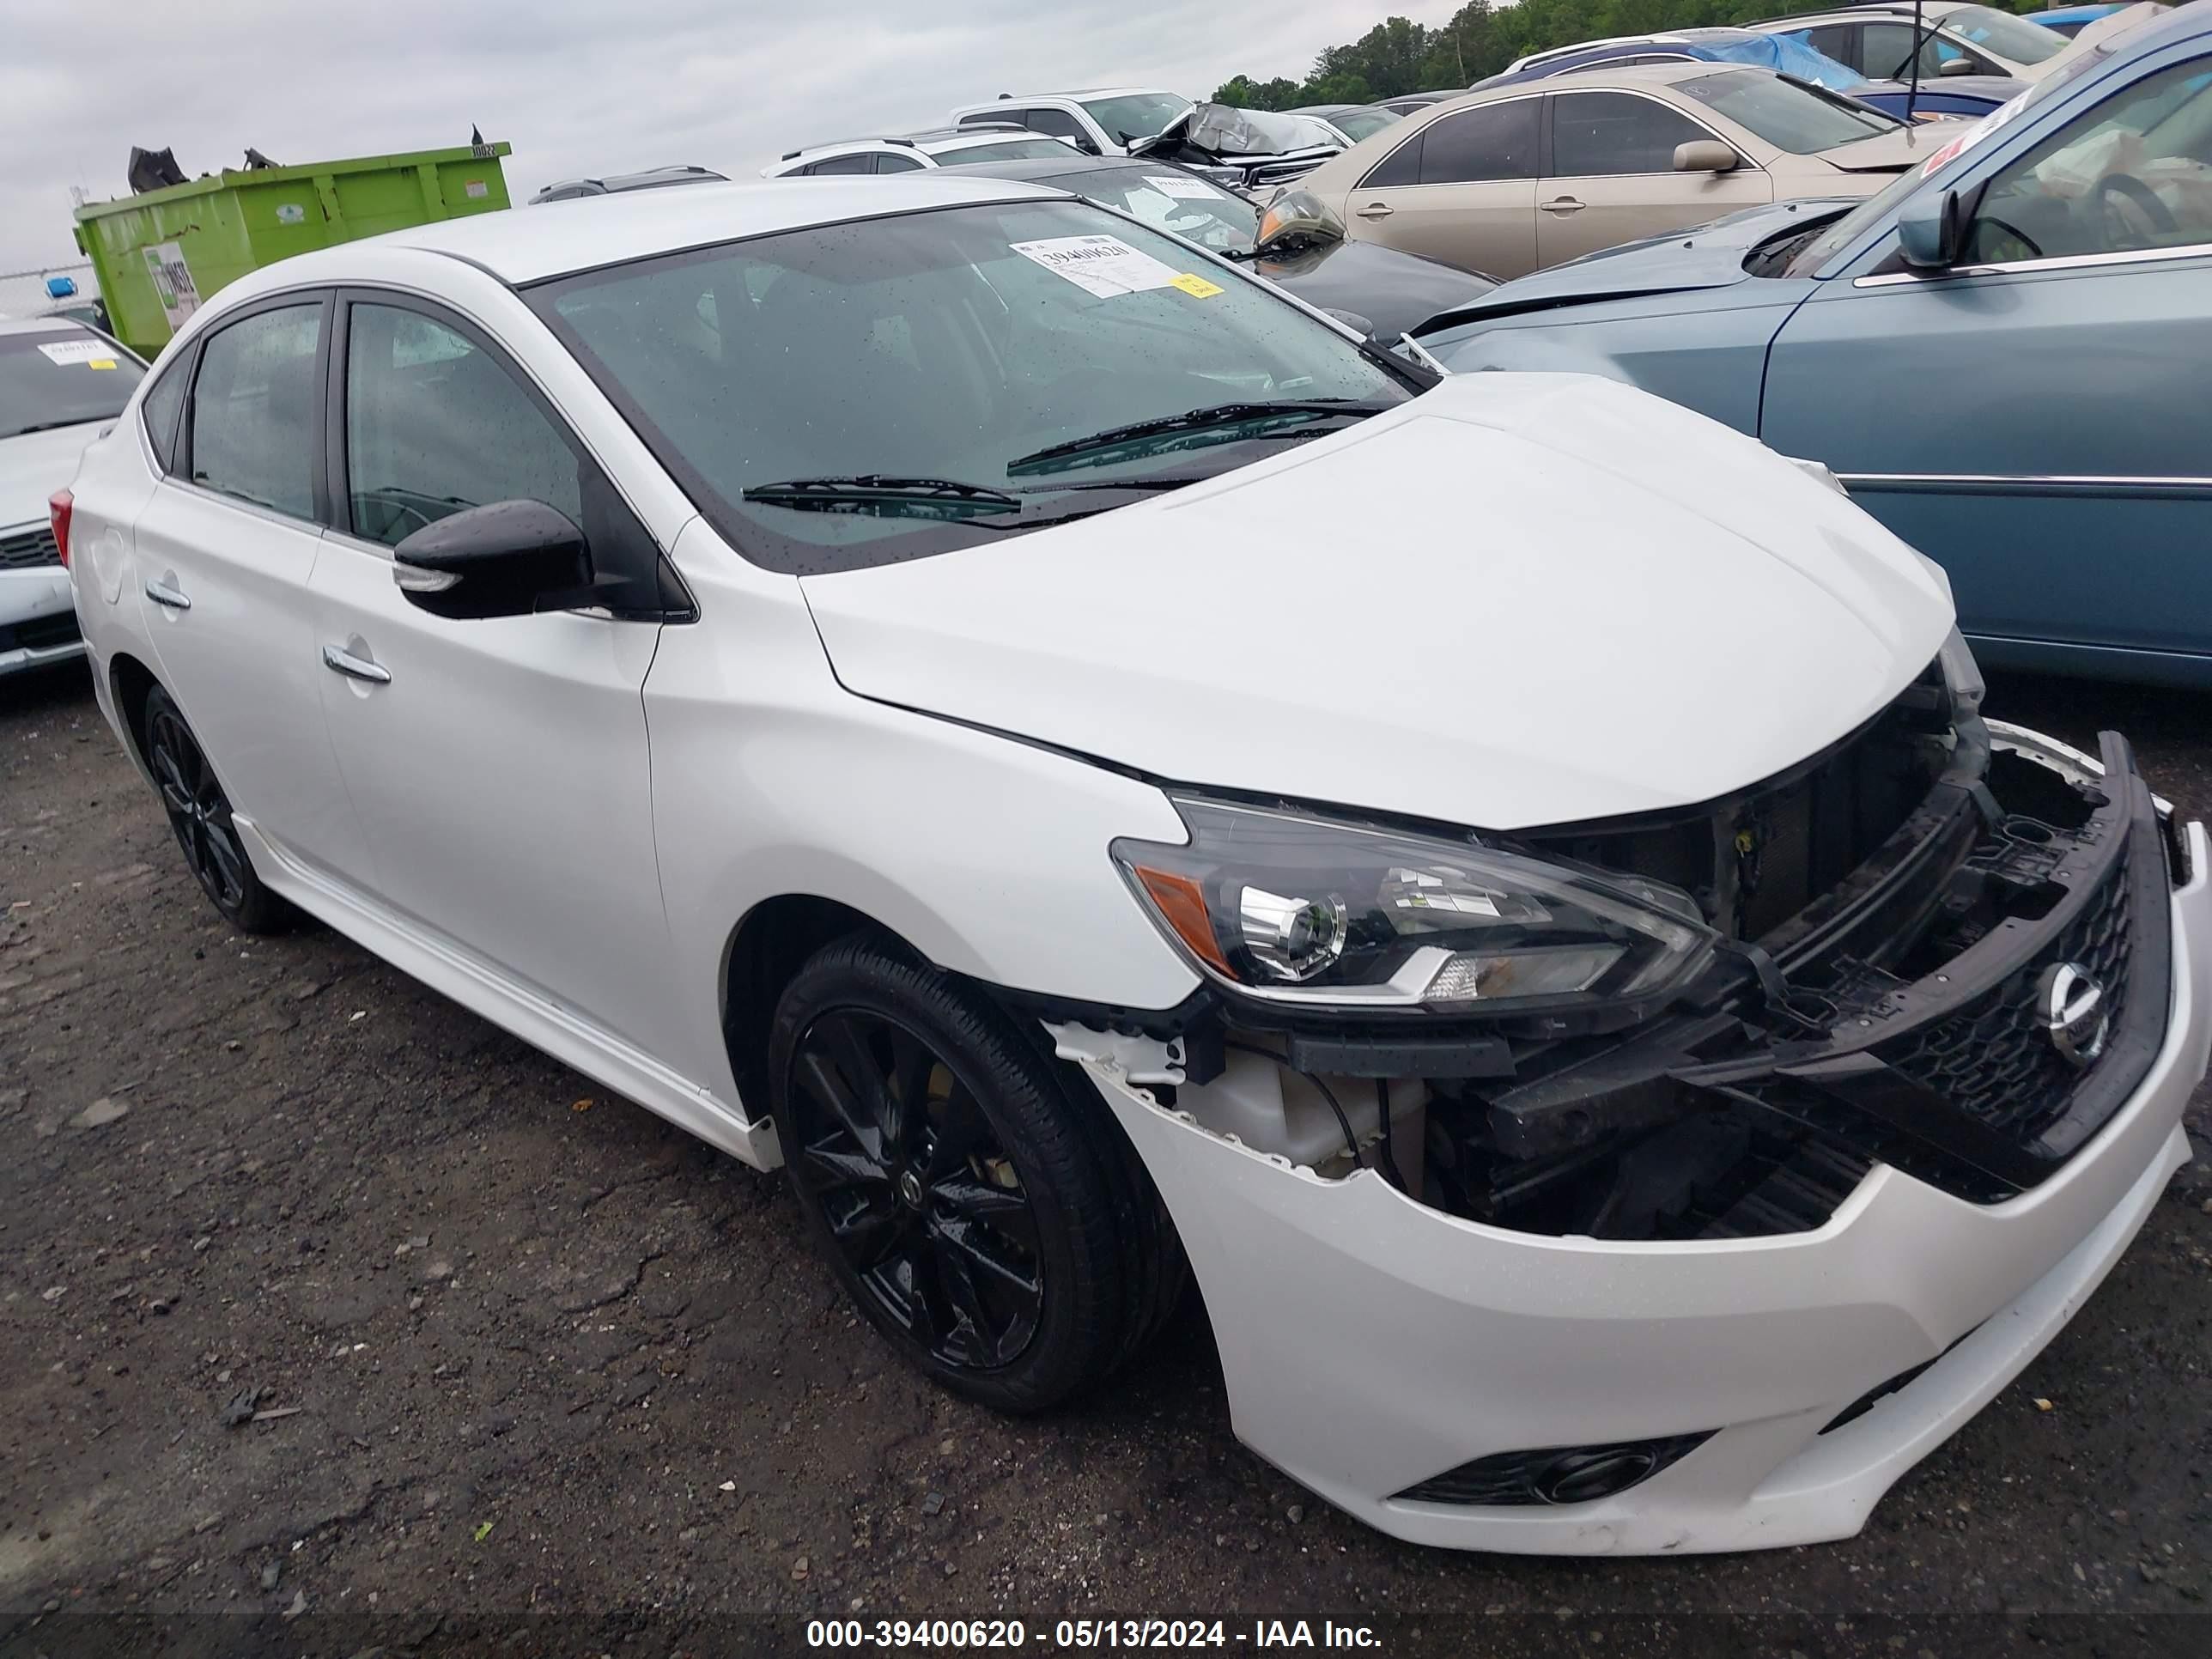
[87,359,118,370]
[1169,272,1224,299]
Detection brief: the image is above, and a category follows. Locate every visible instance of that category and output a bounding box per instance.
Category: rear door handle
[143,579,191,611]
[1540,196,1586,216]
[321,644,391,685]
[1353,202,1394,220]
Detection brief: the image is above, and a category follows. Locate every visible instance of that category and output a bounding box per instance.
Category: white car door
[131,293,373,878]
[306,293,683,1055]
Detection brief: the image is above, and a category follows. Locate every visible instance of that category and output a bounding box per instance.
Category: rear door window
[186,303,324,520]
[1419,100,1540,183]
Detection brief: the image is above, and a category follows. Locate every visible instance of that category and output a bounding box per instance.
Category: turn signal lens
[49,489,73,569]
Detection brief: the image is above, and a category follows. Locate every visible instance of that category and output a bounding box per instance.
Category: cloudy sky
[0,0,1459,276]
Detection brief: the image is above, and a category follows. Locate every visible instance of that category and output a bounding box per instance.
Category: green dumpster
[72,142,514,359]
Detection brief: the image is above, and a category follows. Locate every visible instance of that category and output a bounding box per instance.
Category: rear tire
[142,684,292,935]
[768,937,1182,1412]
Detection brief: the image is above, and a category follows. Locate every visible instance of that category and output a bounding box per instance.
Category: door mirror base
[391,499,592,621]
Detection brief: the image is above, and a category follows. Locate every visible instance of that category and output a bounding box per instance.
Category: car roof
[283,176,1068,285]
[1521,60,1761,90]
[953,87,1172,109]
[781,125,1028,160]
[933,155,1179,184]
[535,165,727,197]
[0,316,92,338]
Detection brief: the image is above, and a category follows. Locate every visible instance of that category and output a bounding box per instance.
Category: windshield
[941,137,1081,164]
[1674,69,1899,152]
[528,198,1413,574]
[1943,4,2067,65]
[1783,40,2118,275]
[1079,93,1194,145]
[1331,107,1402,142]
[0,328,143,441]
[1039,166,1261,254]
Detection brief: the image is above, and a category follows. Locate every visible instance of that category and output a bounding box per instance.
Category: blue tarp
[1701,33,1869,93]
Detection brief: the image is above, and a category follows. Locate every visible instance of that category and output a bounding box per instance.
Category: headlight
[1112,798,1717,1014]
[1255,187,1346,253]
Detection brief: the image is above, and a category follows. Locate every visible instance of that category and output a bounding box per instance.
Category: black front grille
[1885,852,2132,1144]
[0,611,82,653]
[0,526,60,569]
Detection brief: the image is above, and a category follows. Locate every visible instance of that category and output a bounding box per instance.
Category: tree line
[1211,0,2051,108]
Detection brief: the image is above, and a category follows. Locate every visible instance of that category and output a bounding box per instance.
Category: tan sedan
[1291,64,1945,279]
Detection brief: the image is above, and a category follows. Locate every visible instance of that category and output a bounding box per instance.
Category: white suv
[949,88,1194,155]
[58,175,2212,1556]
[763,126,1083,178]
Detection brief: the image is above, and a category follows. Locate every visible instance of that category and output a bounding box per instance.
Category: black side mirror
[392,499,592,620]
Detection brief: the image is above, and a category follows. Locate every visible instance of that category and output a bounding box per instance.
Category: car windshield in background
[1079,92,1194,144]
[1947,3,2069,64]
[947,138,1084,163]
[528,198,1412,574]
[1331,108,1402,143]
[0,330,143,441]
[1676,70,1899,152]
[1041,166,1262,255]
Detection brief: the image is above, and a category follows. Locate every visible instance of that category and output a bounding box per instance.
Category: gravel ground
[2,660,2209,1659]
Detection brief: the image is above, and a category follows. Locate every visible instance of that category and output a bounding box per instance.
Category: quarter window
[187,303,323,520]
[343,305,582,547]
[806,153,878,175]
[140,356,188,473]
[1552,92,1711,177]
[1966,56,2212,264]
[1419,100,1540,184]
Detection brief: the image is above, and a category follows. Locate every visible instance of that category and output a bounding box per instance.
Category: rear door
[1341,96,1541,276]
[307,291,681,1049]
[129,292,372,877]
[1538,90,1773,268]
[1761,47,2212,667]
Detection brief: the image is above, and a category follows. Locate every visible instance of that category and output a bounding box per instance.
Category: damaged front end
[1129,103,1344,196]
[1054,639,2188,1243]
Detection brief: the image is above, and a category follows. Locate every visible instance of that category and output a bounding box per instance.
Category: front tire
[768,937,1181,1412]
[142,684,291,935]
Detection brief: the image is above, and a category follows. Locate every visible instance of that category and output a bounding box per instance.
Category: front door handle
[143,579,191,611]
[321,644,391,685]
[1540,196,1586,216]
[1353,202,1394,220]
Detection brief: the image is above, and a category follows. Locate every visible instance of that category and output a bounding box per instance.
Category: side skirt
[235,817,783,1170]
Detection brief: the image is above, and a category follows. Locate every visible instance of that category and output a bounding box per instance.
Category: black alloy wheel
[142,684,289,933]
[786,1008,1043,1370]
[768,938,1187,1412]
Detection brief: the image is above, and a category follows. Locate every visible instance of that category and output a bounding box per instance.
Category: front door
[1760,50,2212,667]
[307,294,681,1055]
[1538,90,1774,268]
[1341,96,1541,276]
[131,294,371,878]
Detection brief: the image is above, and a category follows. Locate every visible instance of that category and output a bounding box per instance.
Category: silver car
[1,318,144,677]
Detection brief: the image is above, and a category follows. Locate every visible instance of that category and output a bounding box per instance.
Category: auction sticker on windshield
[1145,174,1224,200]
[1010,234,1184,297]
[36,338,119,368]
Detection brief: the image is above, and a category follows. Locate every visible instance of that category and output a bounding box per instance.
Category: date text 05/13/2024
[805,1618,1384,1648]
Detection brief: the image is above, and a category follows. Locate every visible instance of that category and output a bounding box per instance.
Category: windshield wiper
[1007,399,1393,475]
[741,475,1024,519]
[5,418,114,437]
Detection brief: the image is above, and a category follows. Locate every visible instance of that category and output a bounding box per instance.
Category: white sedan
[58,173,2210,1554]
[2,316,143,676]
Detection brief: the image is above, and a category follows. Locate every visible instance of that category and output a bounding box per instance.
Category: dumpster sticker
[465,179,489,199]
[1008,234,1181,298]
[37,338,121,368]
[143,242,201,331]
[276,203,306,225]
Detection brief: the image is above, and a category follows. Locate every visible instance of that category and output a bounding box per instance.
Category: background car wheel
[769,936,1184,1413]
[141,684,292,935]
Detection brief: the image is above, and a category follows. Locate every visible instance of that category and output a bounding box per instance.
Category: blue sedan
[1422,1,2212,688]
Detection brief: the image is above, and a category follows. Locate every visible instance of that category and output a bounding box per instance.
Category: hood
[1410,198,1842,331]
[1250,238,1498,341]
[1814,125,1942,172]
[1134,103,1341,161]
[1862,73,2027,104]
[0,420,107,532]
[799,374,1954,831]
